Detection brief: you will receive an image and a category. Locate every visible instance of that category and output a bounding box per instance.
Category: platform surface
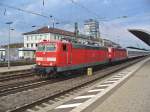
[91,59,150,112]
[0,65,35,73]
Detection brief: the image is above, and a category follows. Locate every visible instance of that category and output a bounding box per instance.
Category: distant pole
[52,22,54,29]
[50,15,55,28]
[55,22,59,28]
[74,22,79,37]
[6,22,13,69]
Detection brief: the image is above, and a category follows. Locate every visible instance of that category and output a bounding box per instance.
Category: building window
[39,35,42,40]
[26,36,29,41]
[35,36,37,40]
[27,43,29,48]
[53,35,56,40]
[31,43,33,48]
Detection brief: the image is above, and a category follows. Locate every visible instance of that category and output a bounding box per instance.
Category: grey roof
[128,29,150,46]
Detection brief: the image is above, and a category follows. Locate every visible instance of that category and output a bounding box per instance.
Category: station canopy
[128,29,150,46]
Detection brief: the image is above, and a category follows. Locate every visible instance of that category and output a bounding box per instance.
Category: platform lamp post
[6,21,13,69]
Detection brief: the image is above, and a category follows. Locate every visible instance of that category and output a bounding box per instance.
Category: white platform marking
[105,80,117,83]
[26,109,35,112]
[56,103,82,109]
[88,89,105,92]
[108,79,119,81]
[97,84,111,87]
[42,103,50,106]
[116,74,124,77]
[74,95,95,99]
[111,77,121,79]
[113,76,122,78]
[48,100,55,104]
[35,106,43,110]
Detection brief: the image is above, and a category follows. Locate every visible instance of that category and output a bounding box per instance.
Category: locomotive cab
[36,41,57,67]
[35,40,72,75]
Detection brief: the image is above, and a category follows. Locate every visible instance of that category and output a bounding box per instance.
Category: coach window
[63,44,67,51]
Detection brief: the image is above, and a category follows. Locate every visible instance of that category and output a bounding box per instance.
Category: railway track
[0,71,34,82]
[0,79,56,97]
[4,56,146,112]
[0,75,72,97]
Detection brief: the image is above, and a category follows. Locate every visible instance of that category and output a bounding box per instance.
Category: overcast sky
[0,0,150,49]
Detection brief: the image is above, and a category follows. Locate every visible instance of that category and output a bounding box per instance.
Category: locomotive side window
[63,44,67,51]
[46,43,56,51]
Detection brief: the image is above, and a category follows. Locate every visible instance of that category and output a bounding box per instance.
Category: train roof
[72,43,108,50]
[38,40,107,50]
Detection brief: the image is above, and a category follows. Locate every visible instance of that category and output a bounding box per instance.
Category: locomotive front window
[46,43,56,51]
[37,44,45,51]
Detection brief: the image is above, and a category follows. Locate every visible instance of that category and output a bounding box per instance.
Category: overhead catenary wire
[68,0,105,21]
[0,2,50,19]
[68,0,150,23]
[1,1,145,28]
[0,2,62,28]
[3,8,6,15]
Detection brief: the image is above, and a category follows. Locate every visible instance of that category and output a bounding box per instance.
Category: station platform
[91,58,150,112]
[0,65,35,74]
[50,57,150,112]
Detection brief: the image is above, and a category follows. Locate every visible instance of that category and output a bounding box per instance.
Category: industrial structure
[84,19,100,38]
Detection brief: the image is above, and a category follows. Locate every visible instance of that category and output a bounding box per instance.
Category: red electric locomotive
[108,47,128,62]
[35,40,109,75]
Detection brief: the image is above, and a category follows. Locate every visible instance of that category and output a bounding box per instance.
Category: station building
[21,26,75,59]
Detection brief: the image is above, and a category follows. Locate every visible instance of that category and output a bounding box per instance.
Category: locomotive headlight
[38,62,41,65]
[49,63,53,66]
[47,57,56,61]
